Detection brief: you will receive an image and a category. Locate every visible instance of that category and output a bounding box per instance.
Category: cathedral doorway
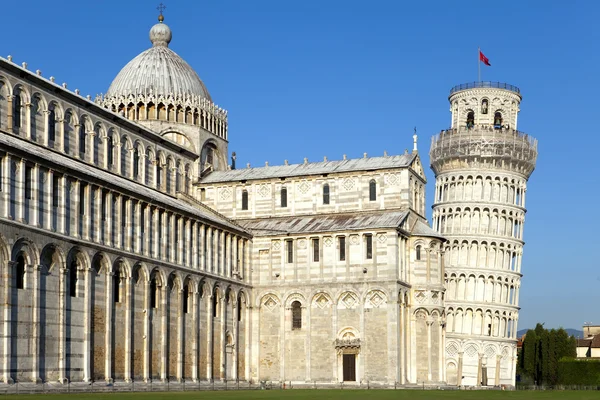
[342,354,356,382]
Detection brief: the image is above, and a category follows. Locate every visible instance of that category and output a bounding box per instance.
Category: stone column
[16,158,25,222]
[200,225,206,271]
[105,191,113,246]
[219,231,225,275]
[495,354,501,386]
[427,319,433,382]
[191,289,199,382]
[220,292,226,381]
[46,169,54,231]
[457,352,463,386]
[24,102,32,139]
[245,304,251,382]
[185,219,191,267]
[143,204,150,256]
[105,271,114,383]
[83,267,93,382]
[124,274,132,382]
[160,285,168,381]
[476,353,483,386]
[6,95,13,133]
[226,234,232,278]
[232,236,238,277]
[399,300,406,384]
[135,201,142,253]
[1,260,14,383]
[42,110,50,147]
[85,184,92,241]
[31,265,42,382]
[177,288,184,382]
[232,299,238,381]
[58,265,68,383]
[152,208,159,258]
[207,294,213,381]
[143,280,151,382]
[192,222,198,269]
[31,164,39,227]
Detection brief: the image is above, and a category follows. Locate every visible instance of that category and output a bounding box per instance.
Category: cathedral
[0,13,537,388]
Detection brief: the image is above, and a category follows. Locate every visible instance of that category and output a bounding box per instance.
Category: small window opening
[416,245,422,261]
[16,255,25,290]
[13,94,21,128]
[48,109,56,142]
[133,148,140,178]
[52,175,60,207]
[241,190,248,210]
[107,136,114,166]
[312,238,320,262]
[339,236,346,261]
[237,299,242,322]
[212,294,218,318]
[366,234,373,260]
[113,274,121,303]
[292,301,302,330]
[79,184,86,216]
[281,187,288,208]
[183,284,189,314]
[286,239,293,263]
[150,278,158,309]
[466,111,475,128]
[25,165,32,199]
[369,179,376,201]
[323,183,330,205]
[494,112,503,128]
[79,125,86,154]
[69,263,77,297]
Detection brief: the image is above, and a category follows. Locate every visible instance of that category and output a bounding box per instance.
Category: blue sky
[4,0,599,331]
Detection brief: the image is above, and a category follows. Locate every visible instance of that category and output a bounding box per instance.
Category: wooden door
[343,354,356,382]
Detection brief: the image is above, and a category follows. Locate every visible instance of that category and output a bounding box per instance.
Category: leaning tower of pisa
[429,82,538,387]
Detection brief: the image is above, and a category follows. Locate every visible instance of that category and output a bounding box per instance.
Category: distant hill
[517,328,584,338]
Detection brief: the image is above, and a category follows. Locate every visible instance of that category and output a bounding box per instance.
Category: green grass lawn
[2,390,600,400]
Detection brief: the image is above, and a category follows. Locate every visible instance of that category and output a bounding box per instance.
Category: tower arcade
[429,82,538,387]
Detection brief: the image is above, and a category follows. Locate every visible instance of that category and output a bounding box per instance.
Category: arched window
[281,187,287,208]
[416,245,422,261]
[133,147,140,179]
[369,179,377,201]
[13,92,21,128]
[183,284,189,314]
[292,301,302,330]
[69,262,78,297]
[494,112,503,128]
[150,278,158,309]
[48,109,56,143]
[113,273,120,303]
[212,294,218,318]
[107,135,114,167]
[15,254,25,289]
[157,163,163,188]
[323,183,330,205]
[481,99,488,114]
[79,125,86,155]
[466,111,475,128]
[241,190,249,210]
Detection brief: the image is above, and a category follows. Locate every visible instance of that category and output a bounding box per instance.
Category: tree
[518,323,577,386]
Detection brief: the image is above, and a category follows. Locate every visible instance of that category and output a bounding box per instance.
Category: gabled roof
[411,219,446,240]
[237,210,409,236]
[200,153,417,184]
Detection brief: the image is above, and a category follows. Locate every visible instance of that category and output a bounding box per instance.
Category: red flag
[479,50,491,66]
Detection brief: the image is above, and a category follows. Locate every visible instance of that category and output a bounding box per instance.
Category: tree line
[517,323,577,385]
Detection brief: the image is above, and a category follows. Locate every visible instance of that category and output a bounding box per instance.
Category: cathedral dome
[105,16,211,101]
